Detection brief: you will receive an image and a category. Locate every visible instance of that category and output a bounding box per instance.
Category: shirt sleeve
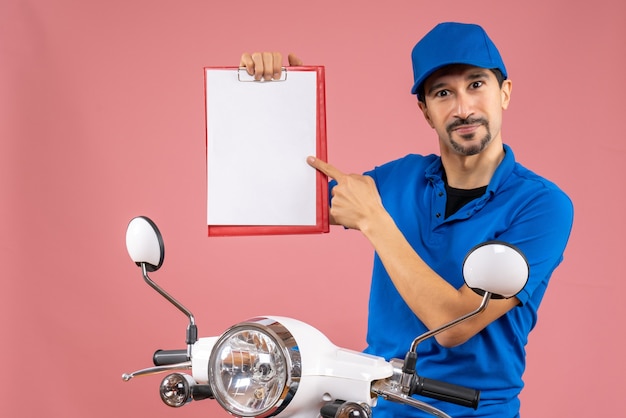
[496,184,574,305]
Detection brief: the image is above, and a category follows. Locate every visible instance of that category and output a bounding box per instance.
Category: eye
[470,81,483,89]
[435,89,450,98]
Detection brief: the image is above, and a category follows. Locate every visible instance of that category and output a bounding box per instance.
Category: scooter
[122,216,528,418]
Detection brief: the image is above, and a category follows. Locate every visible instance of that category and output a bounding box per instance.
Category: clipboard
[204,65,329,237]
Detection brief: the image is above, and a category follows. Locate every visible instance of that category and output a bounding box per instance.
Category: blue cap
[410,22,507,95]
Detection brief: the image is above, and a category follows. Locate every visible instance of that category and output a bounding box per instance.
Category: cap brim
[411,61,507,95]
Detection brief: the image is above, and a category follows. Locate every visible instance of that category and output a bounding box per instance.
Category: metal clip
[237,67,288,82]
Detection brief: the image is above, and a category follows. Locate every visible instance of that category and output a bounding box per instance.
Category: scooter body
[122,216,529,418]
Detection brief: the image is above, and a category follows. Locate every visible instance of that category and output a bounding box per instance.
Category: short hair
[417,68,505,103]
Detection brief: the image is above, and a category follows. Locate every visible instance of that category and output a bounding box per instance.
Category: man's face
[419,65,512,157]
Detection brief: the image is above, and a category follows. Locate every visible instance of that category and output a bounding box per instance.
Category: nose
[454,91,474,120]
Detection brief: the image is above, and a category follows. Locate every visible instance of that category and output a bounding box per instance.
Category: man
[241,22,573,417]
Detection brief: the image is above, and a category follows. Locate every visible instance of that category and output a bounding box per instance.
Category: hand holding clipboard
[239,52,303,81]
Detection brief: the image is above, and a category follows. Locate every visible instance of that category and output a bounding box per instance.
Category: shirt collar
[425,144,515,192]
[486,144,515,195]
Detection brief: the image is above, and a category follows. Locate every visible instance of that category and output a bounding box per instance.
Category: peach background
[2,0,625,416]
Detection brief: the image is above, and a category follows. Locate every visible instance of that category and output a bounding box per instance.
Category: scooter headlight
[208,317,300,417]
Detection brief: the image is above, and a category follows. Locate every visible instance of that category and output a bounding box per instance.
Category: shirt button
[438,192,444,197]
[436,213,441,218]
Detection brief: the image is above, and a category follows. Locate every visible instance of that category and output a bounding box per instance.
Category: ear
[418,100,435,128]
[500,79,512,110]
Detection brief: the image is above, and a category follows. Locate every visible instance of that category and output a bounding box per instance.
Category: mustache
[446,117,488,132]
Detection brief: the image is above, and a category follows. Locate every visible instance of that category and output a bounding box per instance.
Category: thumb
[288,53,303,66]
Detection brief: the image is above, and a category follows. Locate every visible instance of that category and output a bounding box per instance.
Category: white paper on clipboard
[205,66,327,235]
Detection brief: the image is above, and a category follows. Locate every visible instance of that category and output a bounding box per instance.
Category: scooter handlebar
[153,349,188,366]
[412,376,480,410]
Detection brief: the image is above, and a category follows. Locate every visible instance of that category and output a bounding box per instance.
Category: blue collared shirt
[353,144,573,417]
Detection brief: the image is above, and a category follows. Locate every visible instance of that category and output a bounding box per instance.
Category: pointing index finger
[306,156,344,180]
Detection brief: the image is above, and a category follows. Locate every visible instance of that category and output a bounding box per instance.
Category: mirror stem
[141,263,197,358]
[401,292,493,393]
[410,292,492,353]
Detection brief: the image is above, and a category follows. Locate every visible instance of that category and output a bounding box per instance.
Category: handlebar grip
[412,376,480,410]
[153,349,188,366]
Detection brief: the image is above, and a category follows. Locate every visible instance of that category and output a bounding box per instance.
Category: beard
[446,117,491,156]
